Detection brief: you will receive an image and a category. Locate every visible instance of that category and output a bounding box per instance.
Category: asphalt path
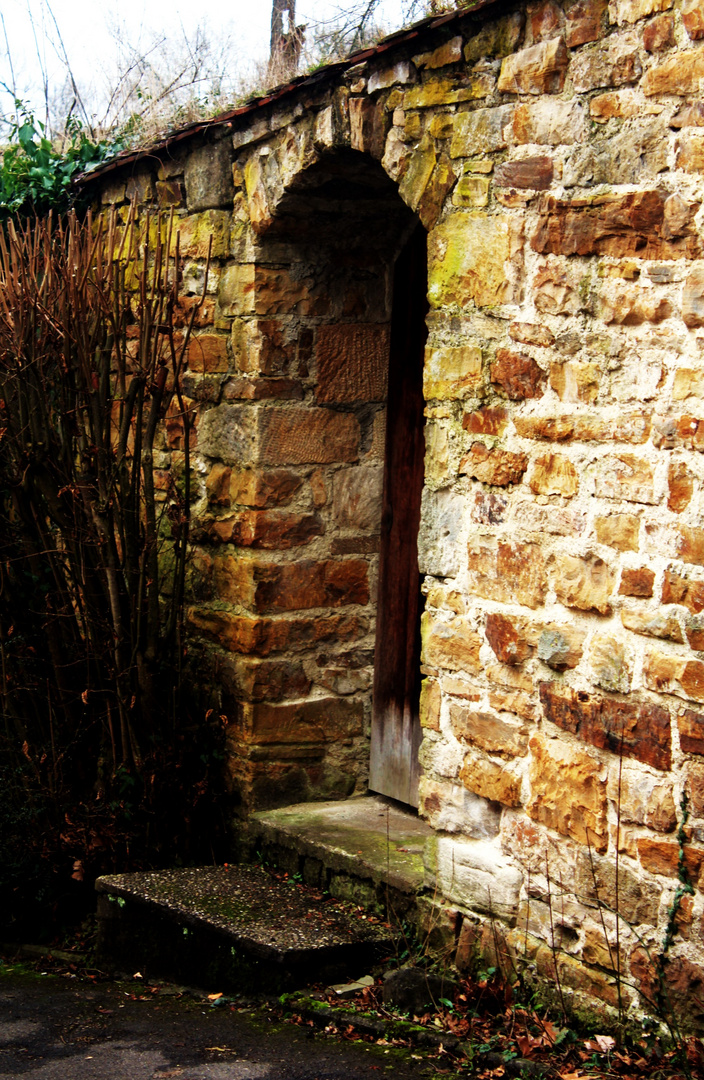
[0,968,434,1080]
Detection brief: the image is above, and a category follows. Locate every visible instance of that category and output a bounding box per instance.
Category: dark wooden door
[369,224,427,808]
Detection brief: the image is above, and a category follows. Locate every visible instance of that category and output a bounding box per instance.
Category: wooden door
[369,224,427,808]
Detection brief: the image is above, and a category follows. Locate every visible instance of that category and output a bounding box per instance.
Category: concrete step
[238,795,433,922]
[95,864,396,993]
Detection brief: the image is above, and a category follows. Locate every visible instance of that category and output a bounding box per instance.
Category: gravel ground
[0,966,434,1080]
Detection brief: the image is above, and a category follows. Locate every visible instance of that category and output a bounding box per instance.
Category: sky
[0,0,413,135]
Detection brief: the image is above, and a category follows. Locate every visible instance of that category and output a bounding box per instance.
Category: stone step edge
[241,817,427,897]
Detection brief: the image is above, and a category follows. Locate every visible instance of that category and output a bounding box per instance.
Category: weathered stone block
[490,349,545,400]
[419,778,501,838]
[678,707,704,754]
[683,0,704,39]
[589,633,633,693]
[251,559,370,613]
[418,489,464,577]
[460,444,528,486]
[185,139,235,211]
[419,678,441,731]
[622,604,684,642]
[198,404,257,465]
[187,333,230,373]
[468,541,548,609]
[428,213,522,309]
[565,0,607,45]
[240,697,363,745]
[510,99,585,144]
[209,510,323,549]
[642,48,704,94]
[683,267,704,328]
[229,469,302,509]
[679,525,704,567]
[536,627,584,669]
[643,12,675,49]
[528,733,608,852]
[636,837,704,884]
[553,553,615,615]
[620,566,655,596]
[570,31,641,90]
[451,705,528,756]
[589,88,664,121]
[426,836,523,921]
[460,753,523,807]
[668,461,695,513]
[594,454,655,504]
[609,0,672,23]
[643,648,704,705]
[332,466,383,530]
[495,156,554,190]
[259,408,359,465]
[423,344,483,400]
[662,568,704,612]
[464,11,525,62]
[421,612,482,673]
[510,322,555,347]
[449,106,513,157]
[608,765,677,832]
[595,513,639,551]
[497,37,569,94]
[485,613,532,665]
[529,453,578,497]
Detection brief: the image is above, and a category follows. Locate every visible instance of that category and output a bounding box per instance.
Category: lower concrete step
[95,864,396,992]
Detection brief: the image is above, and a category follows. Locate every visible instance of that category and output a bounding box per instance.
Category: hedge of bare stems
[0,207,221,928]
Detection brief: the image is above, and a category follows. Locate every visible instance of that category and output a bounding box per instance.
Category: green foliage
[0,105,115,219]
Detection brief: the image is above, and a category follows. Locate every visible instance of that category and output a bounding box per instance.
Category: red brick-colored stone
[315,324,389,403]
[540,682,672,770]
[565,0,606,45]
[209,510,323,549]
[490,349,546,400]
[643,12,675,49]
[494,157,554,190]
[230,469,303,509]
[251,559,370,613]
[485,612,532,665]
[223,377,304,401]
[514,410,651,443]
[239,697,364,745]
[532,191,702,260]
[259,408,359,465]
[636,837,704,884]
[679,708,704,755]
[679,526,704,567]
[668,461,695,513]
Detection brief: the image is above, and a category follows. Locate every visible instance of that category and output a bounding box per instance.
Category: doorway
[369,224,428,808]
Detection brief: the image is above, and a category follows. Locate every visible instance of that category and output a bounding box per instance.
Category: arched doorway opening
[254,149,427,808]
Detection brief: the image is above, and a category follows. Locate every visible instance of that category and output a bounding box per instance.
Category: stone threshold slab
[248,795,432,895]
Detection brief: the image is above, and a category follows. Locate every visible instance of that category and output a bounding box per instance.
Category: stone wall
[85,0,704,1026]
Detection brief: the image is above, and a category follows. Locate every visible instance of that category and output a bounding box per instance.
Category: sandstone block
[494,156,554,191]
[419,779,501,839]
[528,733,608,852]
[472,492,509,525]
[679,707,704,754]
[550,361,600,403]
[510,99,585,144]
[463,406,509,436]
[229,469,302,509]
[468,541,548,609]
[490,349,545,400]
[590,633,633,693]
[315,324,389,403]
[485,612,532,665]
[251,559,370,613]
[553,552,615,615]
[608,765,677,832]
[668,461,694,513]
[187,333,229,374]
[609,0,672,24]
[540,682,672,770]
[620,566,655,596]
[529,0,562,41]
[489,686,538,721]
[259,408,359,465]
[199,404,257,465]
[679,525,704,566]
[676,134,704,173]
[221,656,311,703]
[240,696,363,746]
[332,466,383,530]
[663,568,704,612]
[428,213,522,309]
[534,190,701,260]
[594,454,655,504]
[510,322,555,347]
[643,48,704,94]
[460,444,528,487]
[185,140,234,212]
[210,510,323,549]
[536,627,584,669]
[427,836,524,921]
[589,88,664,121]
[571,31,641,91]
[452,173,490,207]
[349,97,386,159]
[636,837,704,884]
[421,612,482,673]
[464,11,525,62]
[533,264,585,316]
[622,604,684,642]
[644,648,704,704]
[673,369,704,401]
[595,513,640,551]
[418,489,464,577]
[643,12,675,49]
[449,106,513,157]
[598,284,672,323]
[497,37,569,94]
[683,0,704,39]
[683,267,704,328]
[460,753,523,807]
[565,0,607,45]
[529,453,578,497]
[419,678,442,731]
[451,705,528,756]
[423,344,483,399]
